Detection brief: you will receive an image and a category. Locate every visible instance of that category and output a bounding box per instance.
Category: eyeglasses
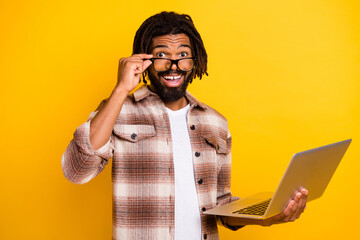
[149,57,196,72]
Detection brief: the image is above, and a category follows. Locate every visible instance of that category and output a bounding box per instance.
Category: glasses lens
[178,58,194,71]
[153,59,171,72]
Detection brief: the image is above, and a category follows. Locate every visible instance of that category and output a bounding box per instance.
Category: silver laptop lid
[264,139,352,218]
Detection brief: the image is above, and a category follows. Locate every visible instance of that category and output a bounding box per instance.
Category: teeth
[163,75,181,80]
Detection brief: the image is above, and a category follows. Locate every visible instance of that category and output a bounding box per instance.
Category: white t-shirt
[166,104,202,240]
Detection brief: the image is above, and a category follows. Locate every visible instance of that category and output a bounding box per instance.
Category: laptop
[203,139,352,219]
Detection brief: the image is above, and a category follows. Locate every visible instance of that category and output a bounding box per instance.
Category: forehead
[150,33,191,50]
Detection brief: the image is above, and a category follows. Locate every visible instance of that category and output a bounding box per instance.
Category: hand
[116,54,153,93]
[261,187,308,226]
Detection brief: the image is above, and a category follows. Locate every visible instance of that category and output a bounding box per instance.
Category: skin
[88,33,307,227]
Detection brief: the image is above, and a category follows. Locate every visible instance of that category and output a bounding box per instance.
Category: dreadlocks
[132,11,208,84]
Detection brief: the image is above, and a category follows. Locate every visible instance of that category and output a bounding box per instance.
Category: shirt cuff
[217,216,245,231]
[73,120,112,160]
[95,138,111,154]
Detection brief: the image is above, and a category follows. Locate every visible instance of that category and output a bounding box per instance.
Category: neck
[164,97,188,111]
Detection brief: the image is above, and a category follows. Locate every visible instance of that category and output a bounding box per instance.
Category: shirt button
[203,234,207,239]
[190,125,195,130]
[195,152,201,157]
[198,178,203,184]
[131,133,137,140]
[202,207,206,212]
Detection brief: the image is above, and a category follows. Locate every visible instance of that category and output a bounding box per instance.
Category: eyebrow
[152,44,191,50]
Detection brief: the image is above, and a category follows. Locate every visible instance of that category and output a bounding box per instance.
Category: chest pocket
[113,124,156,142]
[203,134,228,154]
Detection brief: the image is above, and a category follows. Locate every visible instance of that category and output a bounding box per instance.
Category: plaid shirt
[62,85,241,240]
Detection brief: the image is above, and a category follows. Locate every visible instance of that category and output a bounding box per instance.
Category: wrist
[226,216,264,227]
[113,85,131,97]
[260,218,272,227]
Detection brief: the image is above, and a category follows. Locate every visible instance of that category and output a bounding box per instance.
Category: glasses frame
[149,57,196,72]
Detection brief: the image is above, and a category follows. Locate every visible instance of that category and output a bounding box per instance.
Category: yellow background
[1,0,359,239]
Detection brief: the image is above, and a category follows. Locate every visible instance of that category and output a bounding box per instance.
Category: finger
[142,59,153,70]
[299,189,307,208]
[299,187,308,198]
[126,59,148,64]
[288,192,307,221]
[133,64,144,74]
[133,61,151,74]
[294,189,307,209]
[290,199,302,221]
[301,188,308,197]
[282,200,296,222]
[290,203,304,221]
[134,59,153,73]
[119,59,142,70]
[132,53,153,60]
[294,190,308,217]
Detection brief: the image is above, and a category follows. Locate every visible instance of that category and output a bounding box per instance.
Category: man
[62,11,307,240]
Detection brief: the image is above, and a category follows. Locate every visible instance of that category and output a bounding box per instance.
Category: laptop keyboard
[232,199,271,216]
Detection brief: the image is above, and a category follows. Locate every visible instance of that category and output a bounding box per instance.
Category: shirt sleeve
[216,131,245,231]
[61,111,114,184]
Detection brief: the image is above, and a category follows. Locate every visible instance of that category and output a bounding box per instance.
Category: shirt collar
[133,84,207,110]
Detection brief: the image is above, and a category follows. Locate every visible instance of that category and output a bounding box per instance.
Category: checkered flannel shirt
[62,85,242,240]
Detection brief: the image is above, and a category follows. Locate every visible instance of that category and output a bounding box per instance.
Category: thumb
[142,60,153,71]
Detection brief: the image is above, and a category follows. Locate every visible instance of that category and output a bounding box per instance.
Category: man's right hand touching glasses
[116,54,153,94]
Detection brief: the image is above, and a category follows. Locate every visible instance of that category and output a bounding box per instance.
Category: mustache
[159,69,185,76]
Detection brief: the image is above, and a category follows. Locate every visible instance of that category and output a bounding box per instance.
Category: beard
[148,69,191,102]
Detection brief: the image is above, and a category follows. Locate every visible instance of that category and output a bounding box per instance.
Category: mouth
[160,74,184,87]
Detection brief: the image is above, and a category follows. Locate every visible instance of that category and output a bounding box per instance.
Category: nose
[170,61,178,71]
